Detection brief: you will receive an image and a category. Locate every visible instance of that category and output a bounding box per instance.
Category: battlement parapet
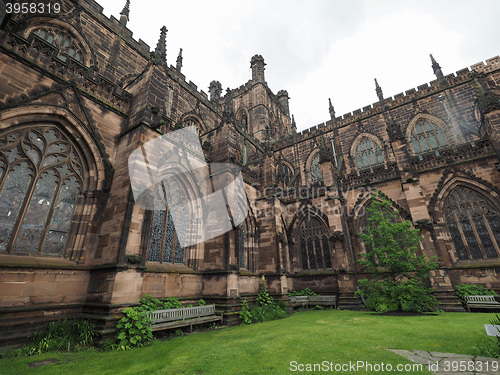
[80,0,150,57]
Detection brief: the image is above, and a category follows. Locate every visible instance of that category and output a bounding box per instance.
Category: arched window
[238,225,247,269]
[241,114,248,131]
[277,163,294,187]
[444,186,500,260]
[0,125,83,255]
[147,181,186,264]
[310,154,322,184]
[355,137,383,169]
[410,118,447,154]
[297,216,332,270]
[32,27,83,62]
[182,118,204,136]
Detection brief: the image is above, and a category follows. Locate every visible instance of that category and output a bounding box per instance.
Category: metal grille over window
[298,216,332,270]
[33,27,83,62]
[0,126,83,255]
[410,119,447,154]
[355,137,383,169]
[444,186,500,260]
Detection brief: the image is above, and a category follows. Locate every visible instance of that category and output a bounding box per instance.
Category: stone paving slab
[389,349,499,375]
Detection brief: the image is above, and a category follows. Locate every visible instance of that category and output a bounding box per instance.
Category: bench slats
[465,295,500,312]
[289,295,337,307]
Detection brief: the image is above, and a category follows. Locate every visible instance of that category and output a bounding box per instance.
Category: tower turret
[277,90,290,115]
[209,80,222,102]
[250,55,266,82]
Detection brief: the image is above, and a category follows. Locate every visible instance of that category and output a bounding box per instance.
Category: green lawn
[0,310,496,375]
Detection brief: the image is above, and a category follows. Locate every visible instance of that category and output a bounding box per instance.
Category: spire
[374,78,384,102]
[328,98,336,121]
[430,54,444,79]
[119,0,130,25]
[176,48,183,71]
[152,26,167,65]
[291,114,297,131]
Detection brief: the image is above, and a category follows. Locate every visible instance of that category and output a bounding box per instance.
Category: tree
[356,197,439,313]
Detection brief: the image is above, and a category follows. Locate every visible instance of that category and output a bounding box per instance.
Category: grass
[0,310,497,375]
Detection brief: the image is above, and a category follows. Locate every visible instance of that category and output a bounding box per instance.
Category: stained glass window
[410,119,447,154]
[147,182,186,265]
[444,186,500,260]
[0,126,83,255]
[33,27,83,62]
[355,137,383,169]
[310,154,322,184]
[298,216,332,270]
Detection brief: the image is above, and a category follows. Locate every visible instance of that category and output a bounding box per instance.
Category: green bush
[475,314,500,358]
[139,294,183,311]
[455,283,497,305]
[23,319,96,355]
[289,288,317,297]
[115,307,153,350]
[239,276,289,324]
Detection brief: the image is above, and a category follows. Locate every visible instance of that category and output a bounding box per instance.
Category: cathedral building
[0,0,499,343]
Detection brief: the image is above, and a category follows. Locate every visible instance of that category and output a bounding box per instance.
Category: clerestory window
[410,118,447,154]
[355,137,383,169]
[33,27,83,62]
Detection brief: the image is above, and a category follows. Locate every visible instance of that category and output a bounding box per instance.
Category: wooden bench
[465,295,500,312]
[147,304,223,332]
[290,295,337,308]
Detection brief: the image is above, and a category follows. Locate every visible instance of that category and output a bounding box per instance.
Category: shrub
[239,299,253,325]
[24,319,96,355]
[455,283,497,305]
[475,314,500,358]
[289,288,317,297]
[139,294,183,311]
[115,307,153,350]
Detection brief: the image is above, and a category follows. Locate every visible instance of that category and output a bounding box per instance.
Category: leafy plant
[256,275,274,306]
[23,319,96,355]
[356,197,439,313]
[289,288,317,297]
[474,314,500,358]
[239,299,253,325]
[198,298,207,306]
[455,283,497,305]
[115,307,153,350]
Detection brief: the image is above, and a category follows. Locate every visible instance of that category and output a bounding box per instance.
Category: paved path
[389,349,499,375]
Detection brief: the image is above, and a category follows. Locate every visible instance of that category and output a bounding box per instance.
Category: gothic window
[238,225,247,269]
[355,137,383,169]
[182,118,203,136]
[0,125,83,255]
[147,180,186,264]
[33,27,83,62]
[277,163,294,187]
[297,216,332,270]
[444,186,500,261]
[310,154,322,184]
[241,114,248,131]
[409,118,447,154]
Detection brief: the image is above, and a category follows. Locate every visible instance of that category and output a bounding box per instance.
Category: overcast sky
[97,0,500,132]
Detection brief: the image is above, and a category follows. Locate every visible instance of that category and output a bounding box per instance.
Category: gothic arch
[235,107,250,132]
[305,148,322,185]
[405,113,454,155]
[180,114,207,135]
[23,17,96,67]
[349,132,385,170]
[290,211,332,272]
[0,106,108,263]
[430,176,500,263]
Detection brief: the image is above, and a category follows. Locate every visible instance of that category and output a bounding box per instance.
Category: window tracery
[444,186,500,260]
[409,118,447,154]
[354,137,383,169]
[310,154,322,184]
[147,179,186,264]
[32,27,83,62]
[0,126,83,255]
[297,216,331,270]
